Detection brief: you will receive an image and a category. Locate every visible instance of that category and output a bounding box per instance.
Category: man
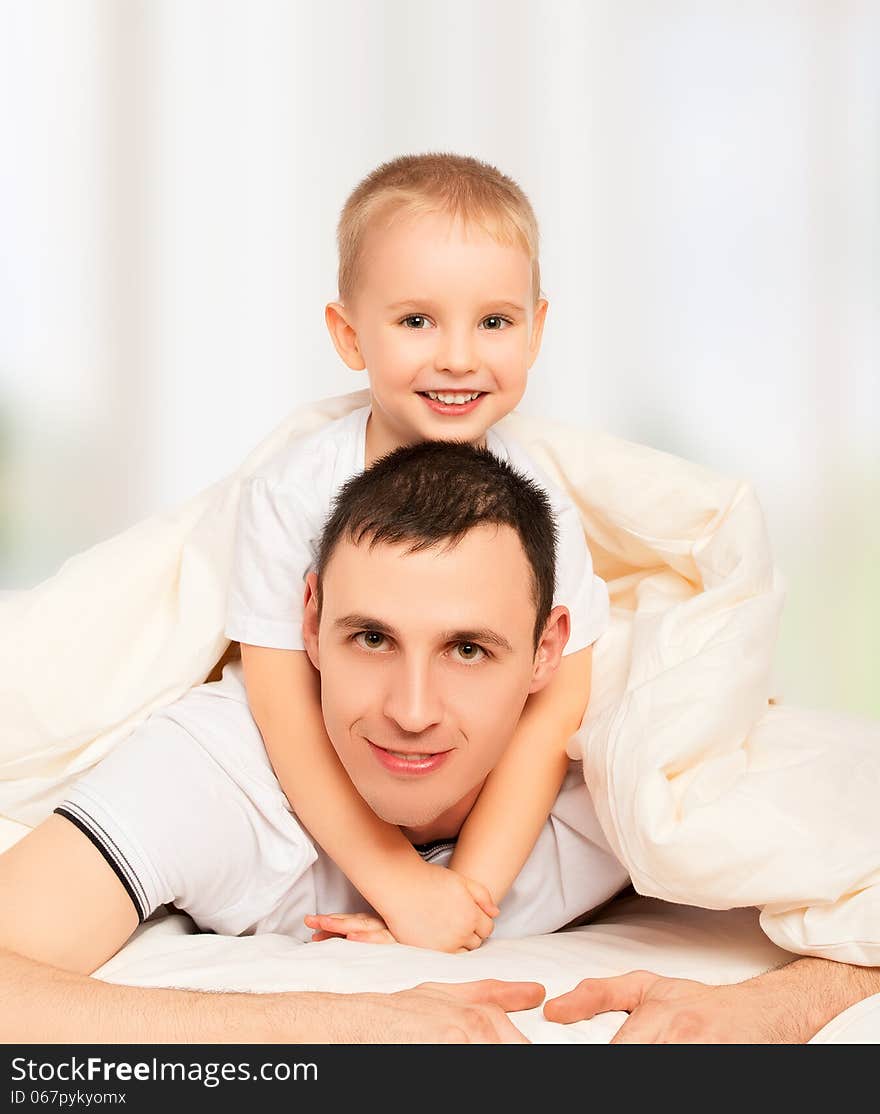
[0,440,627,1043]
[1,442,877,1043]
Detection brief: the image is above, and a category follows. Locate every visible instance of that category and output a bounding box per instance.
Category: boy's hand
[305,912,396,945]
[318,862,499,953]
[385,862,499,952]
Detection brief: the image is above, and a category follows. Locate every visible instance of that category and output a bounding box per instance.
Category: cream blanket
[3,389,879,965]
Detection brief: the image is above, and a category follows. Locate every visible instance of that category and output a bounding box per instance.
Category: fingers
[440,1007,531,1045]
[305,912,387,933]
[489,1008,532,1045]
[543,971,659,1024]
[461,932,483,952]
[473,909,496,941]
[344,930,396,944]
[458,877,498,940]
[421,979,546,1013]
[462,877,501,919]
[304,913,396,945]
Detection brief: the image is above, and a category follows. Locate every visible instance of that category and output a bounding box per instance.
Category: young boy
[226,152,609,951]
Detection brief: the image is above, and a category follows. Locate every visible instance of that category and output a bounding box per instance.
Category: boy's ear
[528,604,569,694]
[325,302,366,372]
[527,298,549,370]
[302,572,322,670]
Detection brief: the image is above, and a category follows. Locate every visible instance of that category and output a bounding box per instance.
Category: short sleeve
[225,475,322,650]
[553,496,610,656]
[54,705,317,933]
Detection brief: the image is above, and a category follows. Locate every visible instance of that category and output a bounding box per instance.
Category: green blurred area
[776,467,880,720]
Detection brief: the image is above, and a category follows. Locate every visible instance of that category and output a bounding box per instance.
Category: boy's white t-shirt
[225,406,609,654]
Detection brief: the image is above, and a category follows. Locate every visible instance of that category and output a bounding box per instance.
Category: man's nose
[383,656,444,735]
[434,325,477,377]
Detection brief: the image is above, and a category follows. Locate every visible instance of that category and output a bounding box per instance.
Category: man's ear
[325,301,366,372]
[302,571,322,671]
[528,605,570,694]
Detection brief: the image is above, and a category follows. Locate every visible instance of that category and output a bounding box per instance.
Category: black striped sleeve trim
[54,806,148,924]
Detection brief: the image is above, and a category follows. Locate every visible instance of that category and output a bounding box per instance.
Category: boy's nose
[434,328,477,376]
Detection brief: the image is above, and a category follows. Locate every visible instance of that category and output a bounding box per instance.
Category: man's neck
[398,784,482,846]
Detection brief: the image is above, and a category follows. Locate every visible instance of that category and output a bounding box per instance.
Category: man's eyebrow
[334,614,398,637]
[333,615,514,653]
[444,628,514,653]
[387,299,526,314]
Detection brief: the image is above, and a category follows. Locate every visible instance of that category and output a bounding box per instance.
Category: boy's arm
[0,815,538,1042]
[240,644,497,950]
[241,643,420,894]
[450,646,593,905]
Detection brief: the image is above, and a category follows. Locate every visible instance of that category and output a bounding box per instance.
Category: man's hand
[367,861,499,952]
[543,968,819,1043]
[335,979,545,1043]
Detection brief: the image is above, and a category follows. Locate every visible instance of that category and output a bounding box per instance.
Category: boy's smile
[416,389,487,418]
[325,208,548,465]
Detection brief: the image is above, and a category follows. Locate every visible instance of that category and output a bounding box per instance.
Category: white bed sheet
[93,892,878,1043]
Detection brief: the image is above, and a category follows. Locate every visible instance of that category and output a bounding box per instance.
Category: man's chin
[370,798,443,831]
[356,782,454,833]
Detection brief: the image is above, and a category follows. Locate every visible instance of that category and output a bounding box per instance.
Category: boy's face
[301,524,568,840]
[326,209,549,461]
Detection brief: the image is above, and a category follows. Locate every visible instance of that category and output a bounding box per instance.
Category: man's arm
[543,957,880,1043]
[0,815,541,1042]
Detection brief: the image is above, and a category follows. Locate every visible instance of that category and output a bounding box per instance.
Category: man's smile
[366,739,453,777]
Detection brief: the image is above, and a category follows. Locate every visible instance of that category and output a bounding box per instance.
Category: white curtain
[1,0,877,715]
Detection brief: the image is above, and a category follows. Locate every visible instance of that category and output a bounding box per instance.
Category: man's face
[303,524,567,837]
[326,209,549,462]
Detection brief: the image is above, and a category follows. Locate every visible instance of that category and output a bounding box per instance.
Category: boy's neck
[364,407,488,469]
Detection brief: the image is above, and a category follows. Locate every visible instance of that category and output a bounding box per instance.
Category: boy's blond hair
[337,152,542,308]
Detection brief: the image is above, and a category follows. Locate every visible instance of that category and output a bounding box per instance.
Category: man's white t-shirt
[57,660,631,941]
[225,406,609,654]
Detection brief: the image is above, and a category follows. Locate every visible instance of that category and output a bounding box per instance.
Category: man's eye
[354,631,390,651]
[453,641,486,663]
[481,315,513,330]
[401,315,431,329]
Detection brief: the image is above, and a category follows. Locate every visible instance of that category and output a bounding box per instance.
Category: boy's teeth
[425,391,482,404]
[387,751,430,761]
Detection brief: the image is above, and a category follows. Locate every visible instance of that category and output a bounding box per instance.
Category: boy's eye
[453,641,486,664]
[399,314,513,330]
[354,630,390,651]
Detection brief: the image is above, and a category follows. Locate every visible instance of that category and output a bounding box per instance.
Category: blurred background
[0,0,877,716]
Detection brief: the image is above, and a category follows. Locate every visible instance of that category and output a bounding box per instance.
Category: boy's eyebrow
[387,299,526,314]
[334,614,514,653]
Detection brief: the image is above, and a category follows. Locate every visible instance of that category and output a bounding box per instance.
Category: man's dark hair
[315,440,558,650]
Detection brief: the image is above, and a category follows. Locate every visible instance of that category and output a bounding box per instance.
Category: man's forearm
[0,947,340,1043]
[756,956,880,1040]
